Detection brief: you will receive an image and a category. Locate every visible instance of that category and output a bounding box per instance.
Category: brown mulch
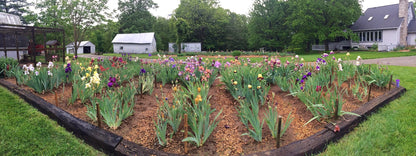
[3,77,388,155]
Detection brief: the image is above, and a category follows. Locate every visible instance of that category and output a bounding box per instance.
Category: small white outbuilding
[66,41,95,54]
[111,32,156,54]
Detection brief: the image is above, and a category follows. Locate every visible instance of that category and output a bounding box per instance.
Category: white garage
[66,41,95,54]
[112,32,156,54]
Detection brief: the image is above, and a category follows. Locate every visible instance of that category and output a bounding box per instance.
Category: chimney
[399,0,409,46]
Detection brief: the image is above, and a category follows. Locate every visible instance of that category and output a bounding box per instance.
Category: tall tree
[87,20,120,53]
[248,0,291,51]
[118,0,157,33]
[63,0,108,57]
[175,17,189,53]
[0,0,31,23]
[175,0,230,51]
[224,12,248,51]
[152,17,176,51]
[287,0,361,51]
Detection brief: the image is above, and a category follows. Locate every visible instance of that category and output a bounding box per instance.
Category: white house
[168,42,202,52]
[66,41,95,54]
[312,0,416,51]
[111,32,156,54]
[350,0,416,51]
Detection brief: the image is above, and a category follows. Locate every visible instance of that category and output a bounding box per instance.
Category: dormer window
[384,15,389,20]
[368,16,373,21]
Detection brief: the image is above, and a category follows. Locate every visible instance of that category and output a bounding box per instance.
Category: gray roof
[66,41,94,47]
[112,32,155,44]
[408,20,416,33]
[351,3,414,31]
[0,12,22,25]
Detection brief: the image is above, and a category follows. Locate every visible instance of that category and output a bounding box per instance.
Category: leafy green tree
[224,12,248,51]
[118,0,157,33]
[152,17,176,51]
[287,0,361,51]
[87,20,120,53]
[175,18,189,53]
[0,0,31,23]
[63,0,108,57]
[248,0,291,52]
[175,0,229,51]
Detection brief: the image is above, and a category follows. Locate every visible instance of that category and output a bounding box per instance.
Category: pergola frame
[0,23,65,64]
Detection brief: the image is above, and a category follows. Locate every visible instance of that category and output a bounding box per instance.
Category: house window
[120,46,123,50]
[357,31,382,42]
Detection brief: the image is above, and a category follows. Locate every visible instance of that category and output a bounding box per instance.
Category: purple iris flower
[316,66,320,71]
[322,60,326,64]
[300,79,304,84]
[396,79,400,88]
[148,53,152,57]
[307,72,312,77]
[214,61,221,68]
[296,78,299,83]
[108,82,114,87]
[172,64,176,68]
[140,68,146,74]
[302,75,307,80]
[65,63,72,73]
[317,58,322,63]
[300,63,304,67]
[300,86,304,90]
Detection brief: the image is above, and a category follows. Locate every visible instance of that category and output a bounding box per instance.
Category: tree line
[1,0,362,54]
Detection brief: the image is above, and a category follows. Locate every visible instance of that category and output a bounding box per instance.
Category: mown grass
[319,66,416,155]
[0,86,102,155]
[103,51,416,63]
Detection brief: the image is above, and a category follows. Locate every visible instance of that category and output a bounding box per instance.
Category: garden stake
[184,114,188,153]
[277,116,282,148]
[334,98,339,119]
[389,75,393,91]
[368,84,372,102]
[54,92,58,106]
[154,74,157,88]
[96,102,101,128]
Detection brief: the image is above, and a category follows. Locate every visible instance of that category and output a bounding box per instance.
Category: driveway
[360,56,416,67]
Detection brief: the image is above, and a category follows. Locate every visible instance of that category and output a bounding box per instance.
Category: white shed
[66,41,95,54]
[168,42,202,52]
[111,32,156,54]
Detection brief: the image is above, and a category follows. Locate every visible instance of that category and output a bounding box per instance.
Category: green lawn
[103,51,416,63]
[319,66,416,155]
[0,86,102,155]
[2,51,416,155]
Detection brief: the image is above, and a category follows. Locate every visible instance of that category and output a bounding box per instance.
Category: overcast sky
[29,0,414,18]
[106,0,413,18]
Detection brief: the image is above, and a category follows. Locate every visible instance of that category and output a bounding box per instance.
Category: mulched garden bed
[0,77,406,155]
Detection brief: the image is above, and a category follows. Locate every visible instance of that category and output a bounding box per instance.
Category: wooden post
[389,75,393,91]
[32,27,36,63]
[63,30,65,63]
[154,74,157,88]
[14,32,19,61]
[241,76,244,88]
[334,98,339,118]
[96,102,101,128]
[367,84,372,102]
[184,114,189,153]
[277,116,282,148]
[3,34,7,58]
[54,92,58,106]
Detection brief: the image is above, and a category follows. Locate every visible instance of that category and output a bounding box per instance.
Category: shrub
[232,50,242,57]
